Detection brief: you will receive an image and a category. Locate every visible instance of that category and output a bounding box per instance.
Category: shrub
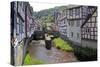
[24,54,45,65]
[24,54,33,65]
[53,38,73,51]
[73,46,97,61]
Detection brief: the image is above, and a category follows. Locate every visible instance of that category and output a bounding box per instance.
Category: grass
[24,54,45,65]
[53,38,73,51]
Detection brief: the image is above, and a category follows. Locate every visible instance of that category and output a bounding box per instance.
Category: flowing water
[28,40,77,64]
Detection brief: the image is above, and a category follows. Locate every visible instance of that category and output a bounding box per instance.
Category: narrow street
[28,40,77,64]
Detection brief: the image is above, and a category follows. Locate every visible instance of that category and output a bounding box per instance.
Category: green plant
[24,54,33,65]
[24,54,45,65]
[53,38,73,51]
[73,45,97,61]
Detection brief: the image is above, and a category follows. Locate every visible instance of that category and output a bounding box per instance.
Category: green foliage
[72,45,97,61]
[24,54,45,65]
[41,16,54,23]
[24,54,33,65]
[53,38,73,51]
[33,6,68,27]
[33,8,55,19]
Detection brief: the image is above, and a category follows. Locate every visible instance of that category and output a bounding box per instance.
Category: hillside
[33,6,68,28]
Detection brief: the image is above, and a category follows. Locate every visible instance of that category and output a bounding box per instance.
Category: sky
[29,0,69,12]
[29,0,99,12]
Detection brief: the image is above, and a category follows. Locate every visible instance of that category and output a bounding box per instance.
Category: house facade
[25,4,35,37]
[11,1,35,65]
[66,6,88,45]
[34,19,42,31]
[55,9,68,39]
[55,5,97,48]
[11,1,35,43]
[11,2,26,42]
[81,6,97,48]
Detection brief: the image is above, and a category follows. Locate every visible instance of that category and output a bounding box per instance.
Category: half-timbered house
[81,6,97,48]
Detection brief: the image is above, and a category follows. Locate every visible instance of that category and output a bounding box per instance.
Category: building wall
[34,19,42,31]
[81,39,97,48]
[55,5,97,47]
[30,17,35,36]
[13,2,26,42]
[67,26,81,44]
[11,2,27,65]
[55,9,67,37]
[11,1,35,65]
[81,7,97,49]
[66,6,96,44]
[81,11,97,40]
[26,3,31,37]
[66,6,85,44]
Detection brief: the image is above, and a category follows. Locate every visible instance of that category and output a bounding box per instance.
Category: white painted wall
[81,39,97,49]
[67,26,81,44]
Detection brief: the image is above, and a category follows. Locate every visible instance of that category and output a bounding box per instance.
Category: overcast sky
[29,0,69,12]
[29,0,98,12]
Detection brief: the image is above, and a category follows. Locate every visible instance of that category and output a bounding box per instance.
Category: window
[94,28,97,31]
[88,35,90,39]
[71,21,74,26]
[95,32,97,35]
[71,32,73,38]
[76,20,80,27]
[75,8,80,16]
[67,10,69,17]
[91,32,94,35]
[16,17,19,35]
[68,20,70,26]
[14,14,17,29]
[22,3,25,12]
[91,23,95,27]
[73,9,75,14]
[77,33,79,39]
[85,26,90,34]
[86,28,90,34]
[69,9,73,16]
[63,20,66,24]
[19,19,24,34]
[16,23,19,35]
